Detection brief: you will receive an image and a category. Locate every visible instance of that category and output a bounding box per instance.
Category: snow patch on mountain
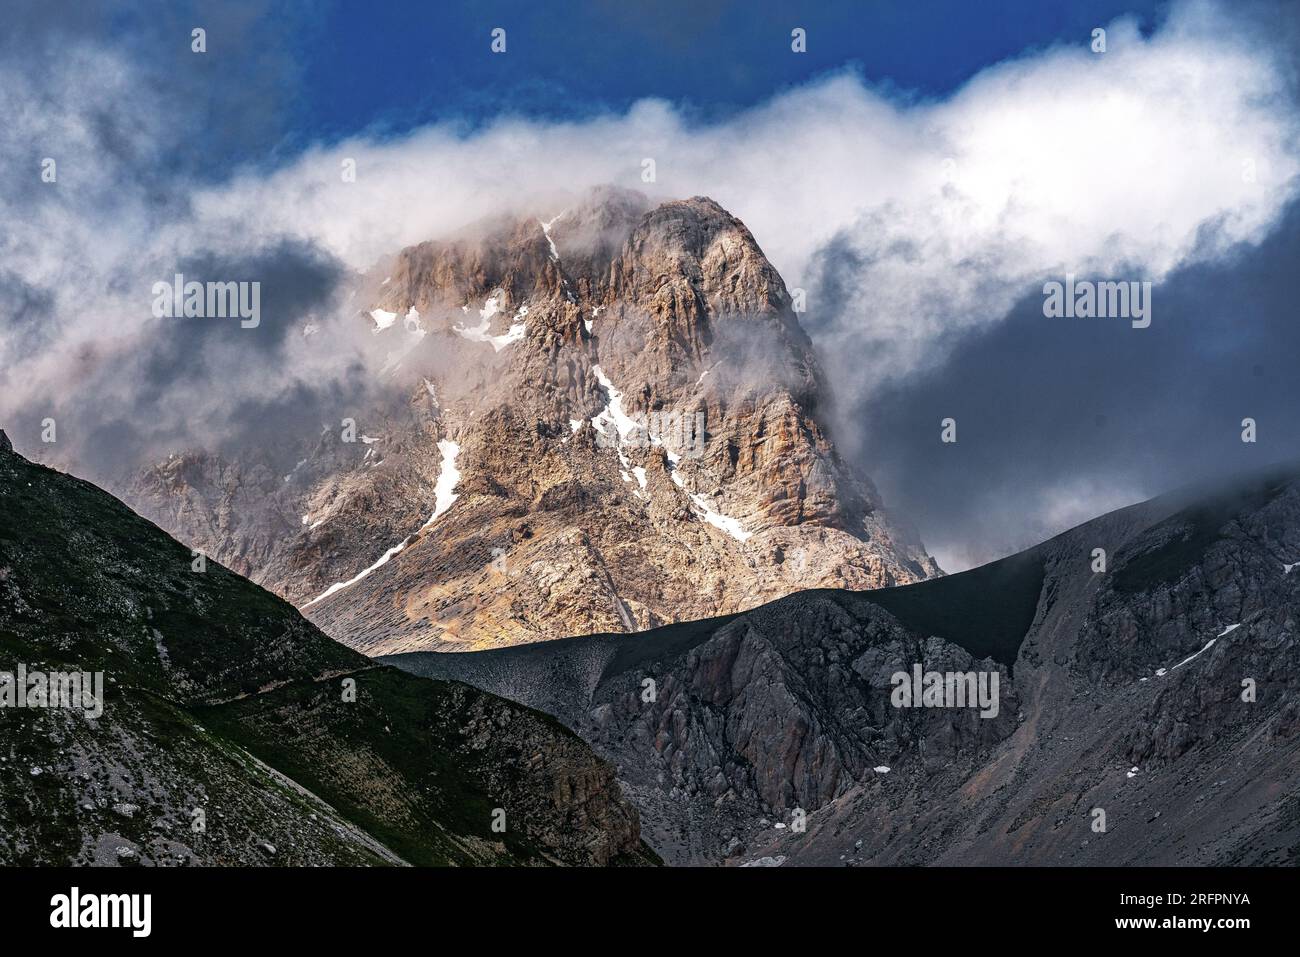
[593,364,749,535]
[301,538,412,609]
[403,307,425,339]
[591,365,649,500]
[454,293,527,351]
[432,439,461,521]
[301,438,461,609]
[540,213,564,261]
[676,476,753,542]
[590,366,640,446]
[1172,637,1217,671]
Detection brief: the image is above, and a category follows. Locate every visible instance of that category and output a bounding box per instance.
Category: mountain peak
[125,189,938,655]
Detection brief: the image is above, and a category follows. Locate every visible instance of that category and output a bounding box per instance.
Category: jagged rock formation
[125,188,937,655]
[388,465,1300,865]
[0,439,656,866]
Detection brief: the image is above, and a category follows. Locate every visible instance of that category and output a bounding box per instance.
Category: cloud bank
[1,0,1297,559]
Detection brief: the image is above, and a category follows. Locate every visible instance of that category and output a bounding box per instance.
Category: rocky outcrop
[123,188,938,655]
[427,682,644,866]
[389,466,1300,866]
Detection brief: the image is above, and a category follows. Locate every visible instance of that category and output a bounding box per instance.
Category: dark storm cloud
[140,238,345,386]
[848,197,1300,570]
[1,234,359,482]
[93,239,351,477]
[211,369,374,467]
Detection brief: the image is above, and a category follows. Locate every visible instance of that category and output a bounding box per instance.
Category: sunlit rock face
[126,188,938,655]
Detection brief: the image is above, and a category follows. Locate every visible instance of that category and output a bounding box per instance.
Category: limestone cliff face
[127,188,938,655]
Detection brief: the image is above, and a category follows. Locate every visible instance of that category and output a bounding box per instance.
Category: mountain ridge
[385,461,1300,864]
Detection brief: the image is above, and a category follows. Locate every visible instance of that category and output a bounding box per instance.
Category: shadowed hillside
[0,432,657,867]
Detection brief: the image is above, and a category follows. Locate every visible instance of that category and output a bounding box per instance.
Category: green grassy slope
[1,445,655,866]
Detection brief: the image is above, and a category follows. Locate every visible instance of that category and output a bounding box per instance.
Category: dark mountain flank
[0,437,656,866]
[387,465,1300,865]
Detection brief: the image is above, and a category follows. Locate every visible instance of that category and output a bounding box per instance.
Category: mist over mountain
[3,0,1299,563]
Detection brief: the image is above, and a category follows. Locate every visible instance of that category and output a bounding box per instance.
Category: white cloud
[185,2,1298,385]
[1,0,1296,474]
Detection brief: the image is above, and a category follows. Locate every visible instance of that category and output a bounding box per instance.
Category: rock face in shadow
[123,188,937,655]
[0,443,656,866]
[388,466,1300,866]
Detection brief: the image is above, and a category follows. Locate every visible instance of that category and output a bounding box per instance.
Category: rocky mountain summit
[388,464,1300,865]
[0,437,655,866]
[125,188,937,655]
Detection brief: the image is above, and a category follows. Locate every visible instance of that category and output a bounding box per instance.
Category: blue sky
[287,0,1167,140]
[57,0,1176,173]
